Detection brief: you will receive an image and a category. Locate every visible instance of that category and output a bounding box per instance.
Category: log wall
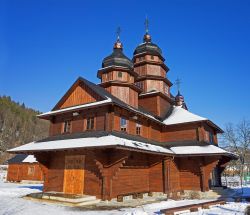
[7,163,43,182]
[35,149,222,200]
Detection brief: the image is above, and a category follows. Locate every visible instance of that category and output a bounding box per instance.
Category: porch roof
[8,135,173,155]
[170,145,236,157]
[8,133,236,158]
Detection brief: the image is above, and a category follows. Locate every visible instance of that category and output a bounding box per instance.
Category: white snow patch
[0,165,7,182]
[38,98,112,117]
[170,145,228,155]
[8,136,234,157]
[163,106,206,125]
[0,181,249,215]
[182,202,248,215]
[22,155,37,163]
[8,135,172,154]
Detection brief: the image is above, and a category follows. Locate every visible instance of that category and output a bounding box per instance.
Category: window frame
[120,117,127,132]
[118,71,123,78]
[164,84,169,95]
[209,131,214,143]
[63,120,71,133]
[86,116,95,130]
[136,123,142,135]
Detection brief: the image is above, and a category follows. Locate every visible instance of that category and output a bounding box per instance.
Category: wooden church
[9,26,236,201]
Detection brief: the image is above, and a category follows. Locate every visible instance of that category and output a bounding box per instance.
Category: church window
[151,55,154,60]
[164,85,169,95]
[136,123,141,135]
[86,117,94,130]
[118,71,122,78]
[209,132,214,143]
[63,121,71,133]
[120,117,127,132]
[139,56,145,61]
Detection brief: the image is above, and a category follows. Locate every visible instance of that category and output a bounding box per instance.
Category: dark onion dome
[133,32,163,57]
[175,90,188,109]
[175,90,184,101]
[102,39,133,70]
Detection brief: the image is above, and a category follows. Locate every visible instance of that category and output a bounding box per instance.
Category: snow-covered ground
[0,165,7,181]
[0,170,249,215]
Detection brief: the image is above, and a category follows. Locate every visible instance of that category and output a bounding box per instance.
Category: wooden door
[63,155,85,195]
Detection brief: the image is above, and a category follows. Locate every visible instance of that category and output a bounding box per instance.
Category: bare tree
[222,119,250,191]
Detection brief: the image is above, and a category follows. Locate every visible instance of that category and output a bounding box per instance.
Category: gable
[53,79,103,110]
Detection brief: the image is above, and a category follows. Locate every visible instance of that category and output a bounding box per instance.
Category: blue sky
[0,0,249,128]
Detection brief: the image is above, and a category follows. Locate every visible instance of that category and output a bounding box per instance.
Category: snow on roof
[163,106,207,125]
[38,98,112,117]
[8,135,172,155]
[8,134,235,158]
[22,155,37,163]
[139,91,159,96]
[170,145,229,155]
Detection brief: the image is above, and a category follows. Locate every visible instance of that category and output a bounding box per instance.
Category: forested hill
[0,96,49,164]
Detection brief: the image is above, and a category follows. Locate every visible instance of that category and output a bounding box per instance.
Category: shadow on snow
[18,185,43,191]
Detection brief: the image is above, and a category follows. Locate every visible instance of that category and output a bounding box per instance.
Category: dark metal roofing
[133,42,163,57]
[7,154,28,164]
[78,77,161,121]
[102,48,133,69]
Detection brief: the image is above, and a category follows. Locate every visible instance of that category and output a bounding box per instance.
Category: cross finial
[175,78,182,92]
[116,27,121,41]
[144,16,149,33]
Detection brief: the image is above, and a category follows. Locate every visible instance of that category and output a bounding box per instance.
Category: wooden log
[117,195,123,202]
[190,207,199,212]
[137,193,143,199]
[202,205,210,209]
[132,193,138,199]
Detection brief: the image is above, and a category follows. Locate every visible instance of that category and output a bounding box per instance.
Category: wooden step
[28,192,100,206]
[42,193,97,203]
[160,200,226,215]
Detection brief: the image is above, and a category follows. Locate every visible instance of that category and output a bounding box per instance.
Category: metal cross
[175,78,182,91]
[144,16,149,33]
[116,27,121,41]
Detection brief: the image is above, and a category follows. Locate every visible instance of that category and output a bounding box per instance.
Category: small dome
[102,40,133,69]
[175,90,184,101]
[133,33,162,56]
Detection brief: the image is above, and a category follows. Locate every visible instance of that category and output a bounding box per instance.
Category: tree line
[0,95,49,164]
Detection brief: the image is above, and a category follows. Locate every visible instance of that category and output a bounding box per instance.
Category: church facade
[9,29,236,200]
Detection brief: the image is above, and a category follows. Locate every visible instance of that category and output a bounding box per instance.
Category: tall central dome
[133,32,163,58]
[133,29,171,96]
[133,19,173,118]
